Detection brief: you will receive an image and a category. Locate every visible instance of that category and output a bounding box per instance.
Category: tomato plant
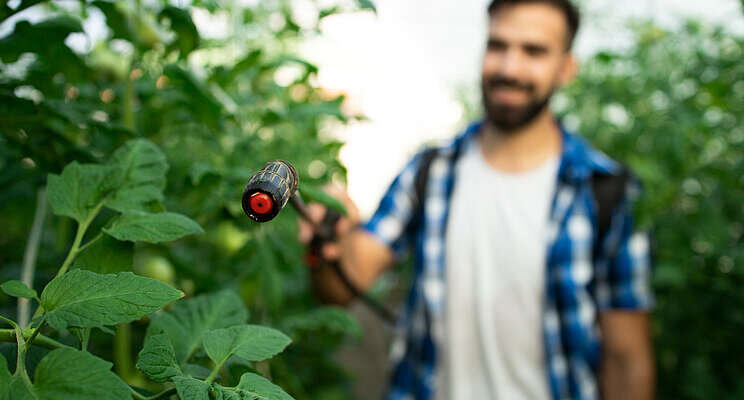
[1,0,371,399]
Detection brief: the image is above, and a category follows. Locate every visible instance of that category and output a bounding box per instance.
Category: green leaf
[106,139,168,213]
[298,184,347,216]
[159,6,200,58]
[136,333,183,382]
[1,376,32,400]
[173,376,211,400]
[147,290,248,365]
[91,1,135,42]
[47,162,112,223]
[283,307,362,338]
[0,280,37,300]
[357,0,377,13]
[204,325,291,366]
[218,372,295,400]
[31,348,130,399]
[73,235,134,274]
[40,269,183,331]
[0,353,10,387]
[103,210,204,243]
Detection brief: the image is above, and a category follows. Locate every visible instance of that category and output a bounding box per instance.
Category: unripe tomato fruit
[139,255,175,283]
[215,221,249,255]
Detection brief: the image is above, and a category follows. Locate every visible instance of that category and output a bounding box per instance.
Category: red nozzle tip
[249,192,274,214]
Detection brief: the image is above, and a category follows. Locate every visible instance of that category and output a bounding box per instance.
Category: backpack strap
[591,166,630,256]
[413,147,439,214]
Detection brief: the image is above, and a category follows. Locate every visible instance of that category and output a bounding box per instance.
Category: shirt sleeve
[597,176,654,311]
[362,151,427,259]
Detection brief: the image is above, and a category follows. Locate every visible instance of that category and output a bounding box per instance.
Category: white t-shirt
[436,138,559,400]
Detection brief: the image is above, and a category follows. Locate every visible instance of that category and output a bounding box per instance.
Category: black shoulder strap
[592,166,630,253]
[413,147,439,213]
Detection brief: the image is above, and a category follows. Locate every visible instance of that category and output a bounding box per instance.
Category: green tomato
[215,221,249,255]
[140,255,175,283]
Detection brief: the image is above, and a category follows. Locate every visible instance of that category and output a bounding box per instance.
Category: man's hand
[600,311,655,400]
[298,184,394,305]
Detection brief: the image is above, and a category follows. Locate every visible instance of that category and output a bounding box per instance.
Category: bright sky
[302,0,744,216]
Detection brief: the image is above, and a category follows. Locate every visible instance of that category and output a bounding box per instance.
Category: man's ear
[558,52,579,87]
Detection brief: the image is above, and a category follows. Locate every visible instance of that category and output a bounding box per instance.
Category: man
[300,1,654,399]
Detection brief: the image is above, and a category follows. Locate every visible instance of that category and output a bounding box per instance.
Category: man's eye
[525,46,548,56]
[487,41,506,51]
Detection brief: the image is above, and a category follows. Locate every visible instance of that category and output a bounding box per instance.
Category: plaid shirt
[363,120,653,400]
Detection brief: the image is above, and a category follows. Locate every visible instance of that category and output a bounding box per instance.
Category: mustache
[484,75,535,93]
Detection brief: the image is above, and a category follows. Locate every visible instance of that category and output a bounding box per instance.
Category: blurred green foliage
[557,21,744,399]
[0,0,369,398]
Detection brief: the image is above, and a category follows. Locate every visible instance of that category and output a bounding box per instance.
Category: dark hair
[487,0,580,49]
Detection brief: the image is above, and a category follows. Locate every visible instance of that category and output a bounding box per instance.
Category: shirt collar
[453,119,620,183]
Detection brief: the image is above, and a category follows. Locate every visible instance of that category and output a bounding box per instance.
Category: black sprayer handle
[308,208,397,325]
[243,160,397,325]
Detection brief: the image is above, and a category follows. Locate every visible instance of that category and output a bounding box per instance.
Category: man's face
[481,3,577,132]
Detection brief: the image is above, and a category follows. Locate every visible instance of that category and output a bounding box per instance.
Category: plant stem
[129,386,178,400]
[18,187,46,329]
[4,318,34,390]
[78,231,103,253]
[0,328,74,350]
[24,314,46,351]
[205,358,227,383]
[81,327,91,351]
[115,323,134,382]
[56,201,104,278]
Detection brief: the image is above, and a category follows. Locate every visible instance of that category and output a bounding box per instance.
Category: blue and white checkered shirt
[363,120,653,400]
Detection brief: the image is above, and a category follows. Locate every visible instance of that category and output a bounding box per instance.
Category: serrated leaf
[103,210,204,243]
[173,376,211,400]
[73,235,134,274]
[136,333,183,382]
[1,280,37,299]
[40,270,183,331]
[204,325,291,366]
[106,139,168,212]
[147,290,248,365]
[297,185,347,216]
[219,372,294,400]
[30,348,130,399]
[283,307,362,338]
[47,162,112,223]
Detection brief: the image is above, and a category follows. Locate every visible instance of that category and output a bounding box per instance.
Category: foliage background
[1,0,371,399]
[1,1,743,399]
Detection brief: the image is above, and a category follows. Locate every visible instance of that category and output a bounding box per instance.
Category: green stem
[205,358,228,383]
[81,327,91,351]
[115,323,134,382]
[78,232,103,253]
[23,315,46,352]
[56,202,103,278]
[129,386,178,400]
[4,318,33,390]
[18,186,46,329]
[0,328,74,351]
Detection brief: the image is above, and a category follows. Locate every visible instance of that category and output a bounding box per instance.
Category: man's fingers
[298,203,327,244]
[322,242,341,260]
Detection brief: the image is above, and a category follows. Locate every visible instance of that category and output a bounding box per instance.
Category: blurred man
[301,1,654,399]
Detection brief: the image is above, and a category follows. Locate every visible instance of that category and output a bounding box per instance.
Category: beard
[481,74,555,133]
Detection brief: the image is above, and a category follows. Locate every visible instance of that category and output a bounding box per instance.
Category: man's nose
[498,49,526,79]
